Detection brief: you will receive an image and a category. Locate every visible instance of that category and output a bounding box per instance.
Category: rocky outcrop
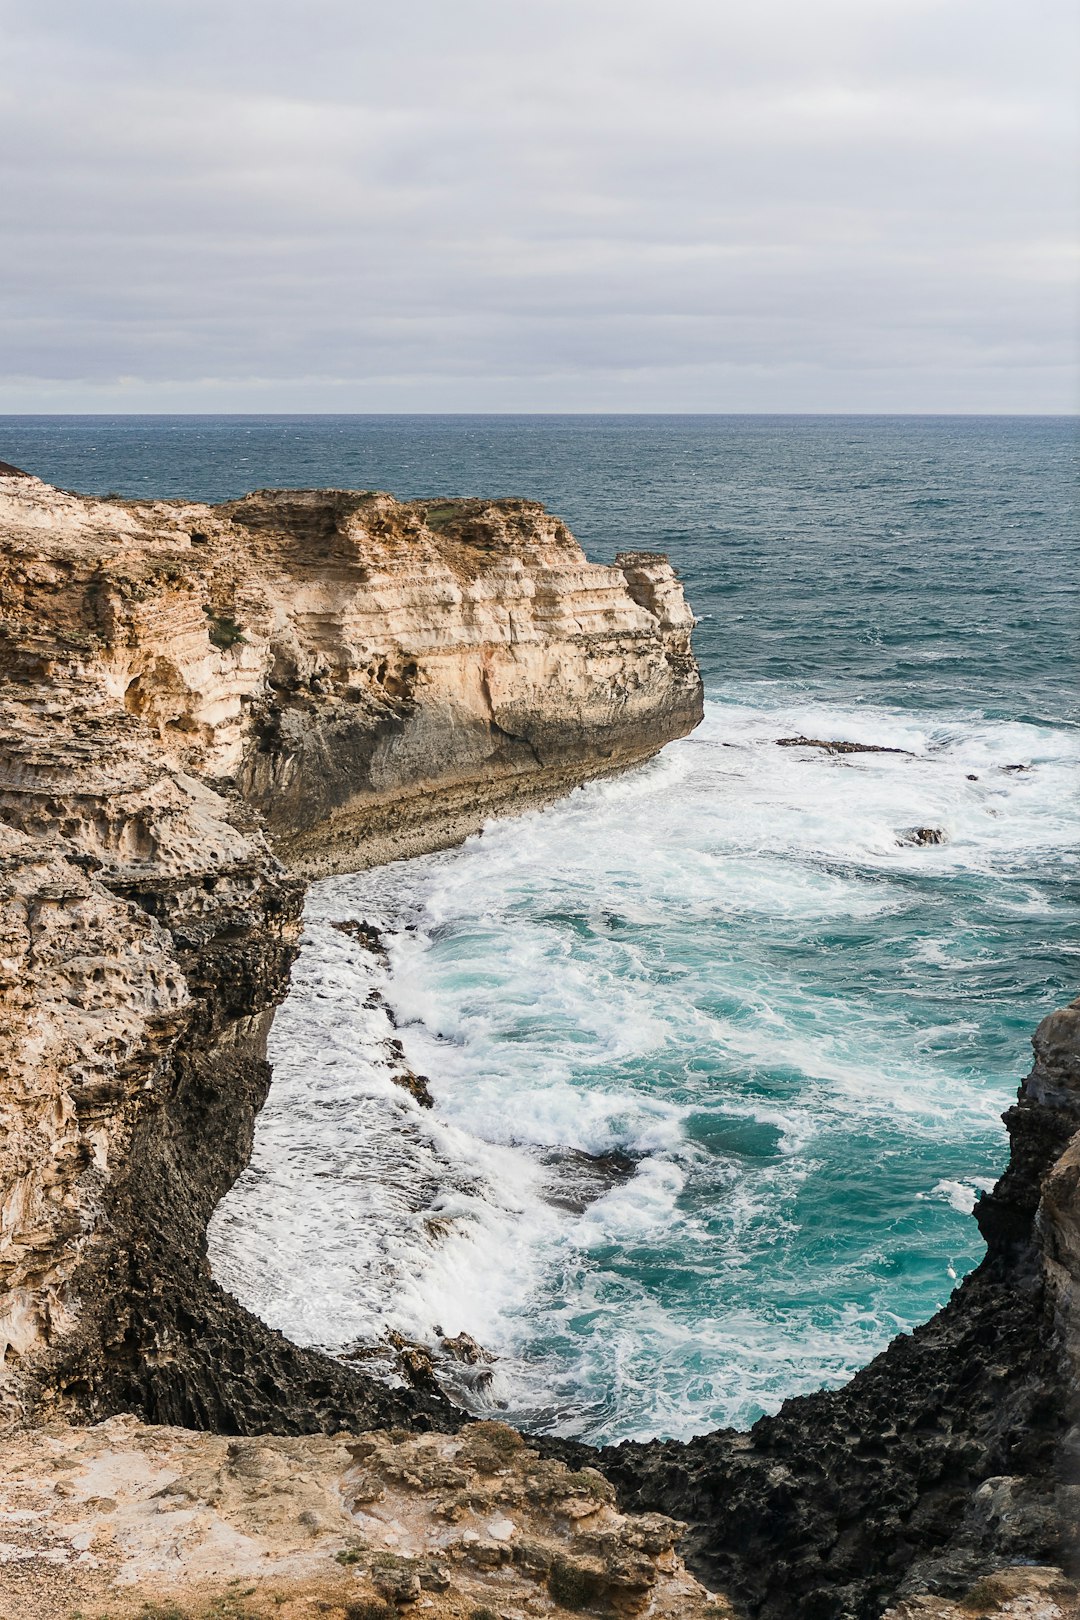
[0,1416,727,1620]
[597,999,1080,1618]
[0,471,701,1434]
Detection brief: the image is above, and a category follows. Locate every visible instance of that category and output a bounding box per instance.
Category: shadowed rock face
[0,472,701,1435]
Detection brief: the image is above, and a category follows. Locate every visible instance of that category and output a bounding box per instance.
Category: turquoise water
[5,414,1076,1442]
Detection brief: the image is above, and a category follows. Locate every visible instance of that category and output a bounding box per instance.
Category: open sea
[5,414,1076,1444]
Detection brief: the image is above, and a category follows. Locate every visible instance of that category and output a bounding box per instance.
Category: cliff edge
[0,470,702,1436]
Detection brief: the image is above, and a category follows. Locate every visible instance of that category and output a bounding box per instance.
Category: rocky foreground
[0,466,1077,1618]
[0,1418,726,1620]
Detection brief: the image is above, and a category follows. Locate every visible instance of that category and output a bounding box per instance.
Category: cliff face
[0,470,702,1430]
[0,475,700,875]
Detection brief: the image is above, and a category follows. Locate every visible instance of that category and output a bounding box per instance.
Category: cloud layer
[2,0,1076,410]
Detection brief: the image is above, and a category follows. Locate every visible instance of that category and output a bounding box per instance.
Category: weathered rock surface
[881,1568,1080,1619]
[0,471,701,1435]
[0,1416,727,1620]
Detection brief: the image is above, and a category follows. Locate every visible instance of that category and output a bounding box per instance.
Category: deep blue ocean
[5,415,1077,1442]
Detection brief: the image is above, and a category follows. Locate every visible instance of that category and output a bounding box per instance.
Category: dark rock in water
[967,773,979,780]
[394,1067,435,1108]
[385,1331,443,1394]
[436,1332,498,1400]
[440,1331,496,1366]
[898,826,949,846]
[538,1146,639,1213]
[1003,763,1033,773]
[776,736,911,755]
[329,917,389,960]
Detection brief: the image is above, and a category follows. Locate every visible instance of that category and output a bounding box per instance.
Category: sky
[1,0,1077,413]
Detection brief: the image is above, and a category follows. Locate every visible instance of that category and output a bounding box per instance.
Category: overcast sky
[1,0,1076,413]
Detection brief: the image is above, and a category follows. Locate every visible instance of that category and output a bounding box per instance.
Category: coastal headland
[0,467,1075,1619]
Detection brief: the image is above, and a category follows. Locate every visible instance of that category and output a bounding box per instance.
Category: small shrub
[345,1602,395,1620]
[205,610,247,650]
[548,1556,603,1611]
[424,504,459,530]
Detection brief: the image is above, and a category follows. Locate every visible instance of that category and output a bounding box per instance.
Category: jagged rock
[898,826,949,846]
[776,736,911,755]
[386,1332,442,1393]
[441,1332,497,1366]
[597,998,1080,1618]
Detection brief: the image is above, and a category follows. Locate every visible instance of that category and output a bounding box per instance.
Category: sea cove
[5,414,1073,1444]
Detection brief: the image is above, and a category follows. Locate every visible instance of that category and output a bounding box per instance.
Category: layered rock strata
[0,470,701,1435]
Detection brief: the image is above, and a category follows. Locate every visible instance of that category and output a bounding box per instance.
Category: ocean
[5,413,1076,1443]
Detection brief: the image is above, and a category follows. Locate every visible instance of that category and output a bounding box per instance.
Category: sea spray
[210,689,1077,1442]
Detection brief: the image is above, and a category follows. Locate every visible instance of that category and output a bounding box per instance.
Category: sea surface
[5,414,1076,1443]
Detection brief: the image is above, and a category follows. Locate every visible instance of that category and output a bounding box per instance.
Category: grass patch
[423,503,459,530]
[205,610,247,650]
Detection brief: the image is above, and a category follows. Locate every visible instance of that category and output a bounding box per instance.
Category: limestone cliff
[3,465,1078,1620]
[0,469,702,1434]
[0,474,701,875]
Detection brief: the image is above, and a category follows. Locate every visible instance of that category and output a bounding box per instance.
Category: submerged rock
[538,1146,639,1213]
[776,736,912,754]
[330,918,390,960]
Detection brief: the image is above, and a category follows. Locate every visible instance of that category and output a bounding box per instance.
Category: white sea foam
[209,689,1077,1442]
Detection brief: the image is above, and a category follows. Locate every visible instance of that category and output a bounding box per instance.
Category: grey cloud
[0,0,1076,410]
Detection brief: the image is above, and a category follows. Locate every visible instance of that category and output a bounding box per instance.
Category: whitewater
[208,688,1077,1442]
[6,412,1072,1446]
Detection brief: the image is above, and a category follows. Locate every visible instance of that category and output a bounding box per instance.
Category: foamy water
[31,411,1064,1443]
[10,413,1073,1441]
[209,689,1078,1442]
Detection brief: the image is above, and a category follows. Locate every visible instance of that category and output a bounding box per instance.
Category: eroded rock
[0,471,701,1433]
[0,1418,727,1619]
